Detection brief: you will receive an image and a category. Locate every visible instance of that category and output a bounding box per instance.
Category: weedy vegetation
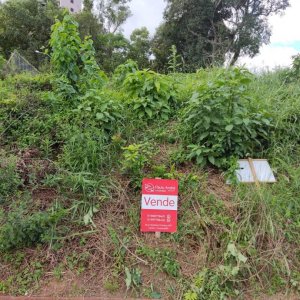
[0,13,299,300]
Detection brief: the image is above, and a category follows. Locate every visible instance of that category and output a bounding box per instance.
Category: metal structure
[5,50,39,74]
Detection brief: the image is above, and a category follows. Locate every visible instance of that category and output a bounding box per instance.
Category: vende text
[141,195,178,210]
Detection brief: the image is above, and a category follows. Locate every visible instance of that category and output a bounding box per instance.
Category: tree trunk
[230,48,241,66]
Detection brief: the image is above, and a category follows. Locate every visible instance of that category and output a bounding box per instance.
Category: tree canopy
[0,0,134,72]
[95,0,132,33]
[152,0,290,71]
[227,0,290,65]
[128,27,151,69]
[0,0,62,66]
[0,0,290,72]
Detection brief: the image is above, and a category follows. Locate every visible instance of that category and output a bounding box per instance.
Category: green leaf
[234,118,243,125]
[208,156,215,165]
[227,243,247,263]
[225,124,234,132]
[196,155,204,165]
[96,113,104,120]
[145,108,153,118]
[238,252,247,263]
[243,118,250,125]
[125,267,131,290]
[161,113,169,120]
[133,103,141,110]
[199,132,209,141]
[190,92,199,102]
[151,291,162,299]
[231,266,240,276]
[154,81,161,92]
[227,243,238,257]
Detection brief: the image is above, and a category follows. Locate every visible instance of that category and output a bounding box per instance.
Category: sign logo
[145,183,154,193]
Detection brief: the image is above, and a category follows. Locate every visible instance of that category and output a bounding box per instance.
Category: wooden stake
[155,232,161,238]
[248,157,260,187]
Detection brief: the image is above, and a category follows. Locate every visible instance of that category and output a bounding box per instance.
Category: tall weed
[0,151,22,202]
[123,70,177,121]
[183,68,272,168]
[0,206,66,252]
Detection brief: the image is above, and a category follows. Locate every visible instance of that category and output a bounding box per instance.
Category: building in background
[60,0,82,13]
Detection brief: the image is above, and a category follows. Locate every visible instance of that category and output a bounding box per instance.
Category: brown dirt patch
[206,168,233,201]
[37,271,128,299]
[247,294,299,300]
[31,188,58,210]
[16,148,55,185]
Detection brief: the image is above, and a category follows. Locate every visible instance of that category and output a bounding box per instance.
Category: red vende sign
[141,178,179,233]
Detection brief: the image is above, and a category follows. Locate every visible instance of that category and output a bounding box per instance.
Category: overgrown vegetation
[183,68,272,168]
[0,12,299,300]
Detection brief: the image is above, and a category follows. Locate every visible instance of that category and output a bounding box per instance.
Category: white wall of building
[60,0,82,13]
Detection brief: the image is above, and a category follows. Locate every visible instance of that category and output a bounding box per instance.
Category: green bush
[137,246,180,277]
[6,73,53,91]
[50,14,105,99]
[270,87,300,160]
[249,71,300,161]
[0,151,22,202]
[183,67,272,168]
[58,127,111,173]
[50,13,82,96]
[0,55,6,78]
[0,208,65,252]
[77,37,107,93]
[123,70,177,121]
[74,89,124,132]
[113,59,139,86]
[0,90,57,148]
[285,54,300,82]
[121,143,154,186]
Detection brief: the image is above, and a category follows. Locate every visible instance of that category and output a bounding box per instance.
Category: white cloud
[239,45,298,71]
[122,0,166,38]
[269,0,300,44]
[233,0,300,70]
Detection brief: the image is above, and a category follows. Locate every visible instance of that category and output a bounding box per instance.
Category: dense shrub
[7,73,53,91]
[121,143,154,186]
[0,54,6,78]
[270,85,300,159]
[0,90,57,148]
[74,89,124,132]
[0,208,65,252]
[50,14,105,99]
[183,68,272,167]
[285,54,300,82]
[58,127,112,173]
[249,71,300,162]
[0,151,22,202]
[123,70,177,121]
[78,37,107,93]
[113,59,139,86]
[50,14,82,95]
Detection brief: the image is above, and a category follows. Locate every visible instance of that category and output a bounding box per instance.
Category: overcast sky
[123,0,166,38]
[122,0,300,71]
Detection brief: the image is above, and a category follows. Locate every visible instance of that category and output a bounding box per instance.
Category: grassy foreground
[0,67,299,299]
[0,14,300,300]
